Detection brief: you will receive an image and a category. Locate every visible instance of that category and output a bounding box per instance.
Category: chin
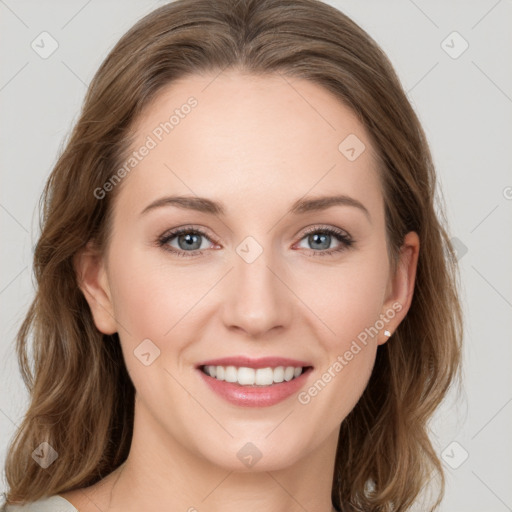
[190,430,314,473]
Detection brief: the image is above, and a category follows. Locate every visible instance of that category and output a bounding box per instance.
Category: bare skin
[64,70,419,512]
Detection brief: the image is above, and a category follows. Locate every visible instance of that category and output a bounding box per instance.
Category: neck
[88,399,340,512]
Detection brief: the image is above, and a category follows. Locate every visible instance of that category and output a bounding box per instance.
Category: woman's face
[78,71,418,472]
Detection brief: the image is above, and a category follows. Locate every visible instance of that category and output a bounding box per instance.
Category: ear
[73,241,117,335]
[378,231,420,345]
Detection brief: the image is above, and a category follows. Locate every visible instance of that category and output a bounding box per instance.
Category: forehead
[114,70,383,223]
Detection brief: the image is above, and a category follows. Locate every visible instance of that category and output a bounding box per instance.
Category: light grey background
[1,1,511,510]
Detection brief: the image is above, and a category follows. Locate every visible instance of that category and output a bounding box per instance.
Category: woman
[1,0,463,510]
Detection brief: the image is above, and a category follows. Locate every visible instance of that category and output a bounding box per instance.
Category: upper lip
[196,356,313,370]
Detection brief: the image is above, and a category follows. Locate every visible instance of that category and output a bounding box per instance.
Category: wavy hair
[2,0,463,510]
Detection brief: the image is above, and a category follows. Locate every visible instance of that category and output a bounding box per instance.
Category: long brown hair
[2,0,463,510]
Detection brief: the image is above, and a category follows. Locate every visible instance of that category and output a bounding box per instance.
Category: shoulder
[1,495,78,512]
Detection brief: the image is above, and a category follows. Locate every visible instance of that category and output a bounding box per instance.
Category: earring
[384,330,392,337]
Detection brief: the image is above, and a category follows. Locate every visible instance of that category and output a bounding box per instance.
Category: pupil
[311,233,329,250]
[180,233,200,250]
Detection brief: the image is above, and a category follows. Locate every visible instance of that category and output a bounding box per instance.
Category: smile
[201,365,305,386]
[196,356,314,407]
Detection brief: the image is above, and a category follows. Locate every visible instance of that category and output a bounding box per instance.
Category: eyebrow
[140,194,371,222]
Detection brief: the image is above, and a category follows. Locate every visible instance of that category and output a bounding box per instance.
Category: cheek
[106,250,195,404]
[106,243,220,377]
[299,256,389,349]
[296,259,387,421]
[106,244,189,349]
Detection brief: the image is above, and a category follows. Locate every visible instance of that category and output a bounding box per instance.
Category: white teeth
[224,366,237,383]
[273,366,284,383]
[284,366,295,381]
[255,367,274,386]
[237,367,255,385]
[203,365,305,386]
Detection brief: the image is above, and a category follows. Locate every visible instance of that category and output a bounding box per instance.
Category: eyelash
[157,224,354,259]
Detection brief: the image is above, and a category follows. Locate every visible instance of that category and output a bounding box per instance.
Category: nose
[220,246,293,339]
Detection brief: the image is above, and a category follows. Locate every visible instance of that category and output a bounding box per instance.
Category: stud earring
[384,330,392,337]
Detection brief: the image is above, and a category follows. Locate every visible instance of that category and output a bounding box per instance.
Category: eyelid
[159,224,218,242]
[299,224,352,241]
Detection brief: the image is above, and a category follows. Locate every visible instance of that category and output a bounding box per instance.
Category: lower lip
[197,368,313,407]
